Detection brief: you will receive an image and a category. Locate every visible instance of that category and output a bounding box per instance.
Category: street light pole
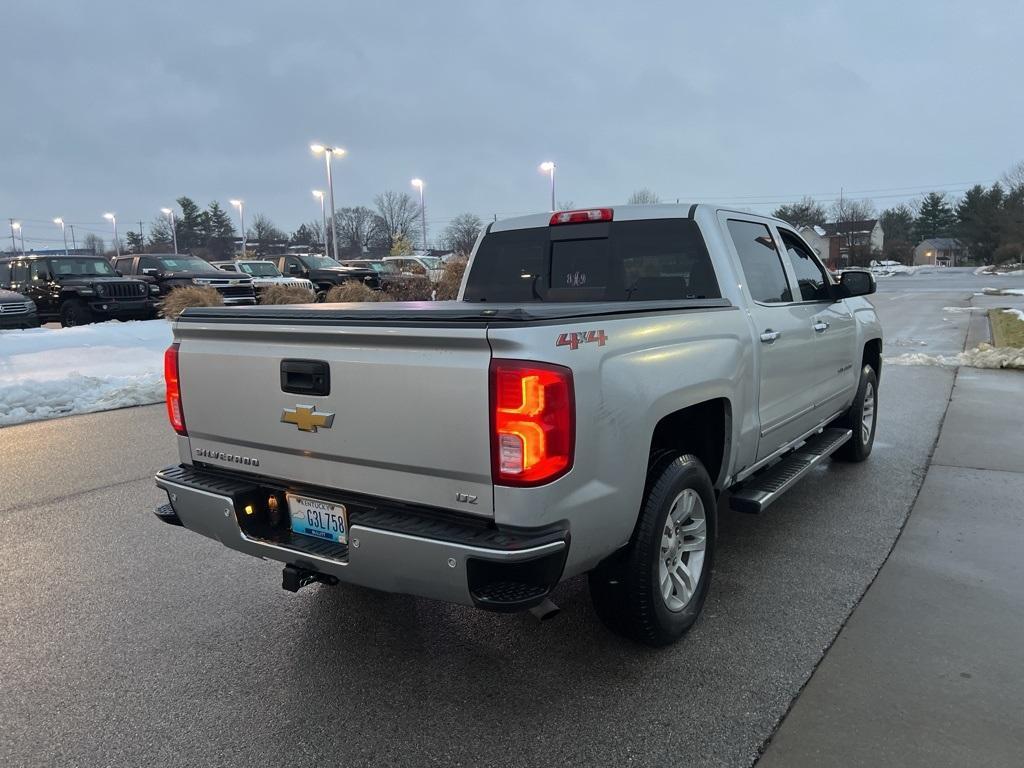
[311,144,345,262]
[54,218,68,255]
[9,220,18,254]
[230,200,245,256]
[411,178,426,252]
[312,191,327,253]
[161,208,178,254]
[539,162,556,211]
[104,213,120,257]
[12,222,25,255]
[69,224,77,250]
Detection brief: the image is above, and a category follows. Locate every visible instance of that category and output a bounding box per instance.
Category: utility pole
[138,221,145,254]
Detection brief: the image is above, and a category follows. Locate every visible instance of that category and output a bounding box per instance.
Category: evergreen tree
[203,201,236,259]
[773,196,827,228]
[914,192,956,240]
[879,205,914,243]
[290,223,316,246]
[955,184,1003,263]
[175,197,205,253]
[125,230,145,254]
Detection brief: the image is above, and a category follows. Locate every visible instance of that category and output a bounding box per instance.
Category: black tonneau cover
[178,299,733,326]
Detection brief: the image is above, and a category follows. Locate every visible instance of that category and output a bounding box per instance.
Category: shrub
[382,277,433,302]
[161,285,223,319]
[994,242,1023,265]
[434,259,467,300]
[324,281,383,303]
[259,284,316,305]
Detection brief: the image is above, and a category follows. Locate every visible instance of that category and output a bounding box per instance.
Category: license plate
[287,494,348,544]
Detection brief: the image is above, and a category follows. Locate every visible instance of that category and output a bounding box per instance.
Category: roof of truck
[489,203,784,232]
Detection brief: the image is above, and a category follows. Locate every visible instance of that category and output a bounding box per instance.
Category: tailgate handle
[280,359,330,397]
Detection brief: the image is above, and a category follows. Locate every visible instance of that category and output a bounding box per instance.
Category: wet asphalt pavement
[0,270,1012,767]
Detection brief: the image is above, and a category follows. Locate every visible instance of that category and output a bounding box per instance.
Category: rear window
[462,218,720,302]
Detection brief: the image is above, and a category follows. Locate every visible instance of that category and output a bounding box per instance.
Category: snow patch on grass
[0,320,171,426]
[885,344,1024,370]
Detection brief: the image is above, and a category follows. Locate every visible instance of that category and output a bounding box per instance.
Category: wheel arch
[862,336,882,381]
[648,397,732,490]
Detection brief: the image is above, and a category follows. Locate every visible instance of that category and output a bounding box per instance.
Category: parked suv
[112,254,256,306]
[0,287,40,329]
[210,260,315,293]
[339,259,429,294]
[0,254,153,326]
[274,253,379,298]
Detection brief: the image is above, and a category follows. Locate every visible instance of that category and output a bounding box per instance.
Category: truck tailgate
[174,319,494,516]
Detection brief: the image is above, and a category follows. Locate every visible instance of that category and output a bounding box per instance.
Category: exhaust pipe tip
[528,597,560,622]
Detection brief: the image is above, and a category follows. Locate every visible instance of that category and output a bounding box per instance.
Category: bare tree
[773,196,827,227]
[441,213,484,257]
[249,213,286,246]
[829,197,876,224]
[1001,160,1024,191]
[627,188,661,205]
[335,206,382,254]
[373,191,421,250]
[82,233,104,255]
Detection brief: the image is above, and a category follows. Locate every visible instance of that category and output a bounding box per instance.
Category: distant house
[797,219,884,268]
[914,238,965,266]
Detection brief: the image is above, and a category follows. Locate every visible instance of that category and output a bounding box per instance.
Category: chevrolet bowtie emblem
[281,404,335,432]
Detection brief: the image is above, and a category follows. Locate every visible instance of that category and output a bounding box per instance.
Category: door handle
[812,321,830,333]
[759,329,781,344]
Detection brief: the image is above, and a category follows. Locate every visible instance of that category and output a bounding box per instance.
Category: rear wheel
[589,453,716,646]
[60,299,93,327]
[833,364,878,462]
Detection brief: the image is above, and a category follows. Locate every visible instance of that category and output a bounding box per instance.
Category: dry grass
[259,284,316,305]
[161,285,223,319]
[990,309,1024,348]
[324,281,383,303]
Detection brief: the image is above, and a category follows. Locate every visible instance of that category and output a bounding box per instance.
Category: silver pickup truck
[154,204,882,646]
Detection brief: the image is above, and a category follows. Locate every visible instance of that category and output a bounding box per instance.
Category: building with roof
[797,219,884,268]
[914,238,965,266]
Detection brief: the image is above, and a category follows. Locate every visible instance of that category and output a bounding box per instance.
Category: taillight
[164,343,186,435]
[549,208,613,225]
[489,360,574,486]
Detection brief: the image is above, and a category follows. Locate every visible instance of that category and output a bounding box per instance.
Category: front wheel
[589,454,717,646]
[60,299,93,327]
[833,364,878,462]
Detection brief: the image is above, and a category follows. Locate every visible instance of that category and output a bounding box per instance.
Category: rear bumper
[221,295,256,305]
[154,464,568,609]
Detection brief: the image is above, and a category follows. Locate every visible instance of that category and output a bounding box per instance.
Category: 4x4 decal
[556,330,608,350]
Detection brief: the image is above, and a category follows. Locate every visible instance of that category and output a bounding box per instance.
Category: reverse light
[164,343,186,435]
[549,208,613,226]
[490,360,574,486]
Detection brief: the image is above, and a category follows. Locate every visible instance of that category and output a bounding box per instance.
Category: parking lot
[3,270,1018,767]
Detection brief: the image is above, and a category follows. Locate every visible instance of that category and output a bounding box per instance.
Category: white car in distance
[212,260,315,293]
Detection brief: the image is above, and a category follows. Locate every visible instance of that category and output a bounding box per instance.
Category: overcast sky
[3,0,1022,249]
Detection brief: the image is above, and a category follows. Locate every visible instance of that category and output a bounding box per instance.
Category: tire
[833,364,878,462]
[60,299,93,327]
[589,454,717,646]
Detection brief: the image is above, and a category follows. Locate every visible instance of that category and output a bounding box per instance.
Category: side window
[138,257,161,273]
[115,257,135,273]
[11,262,29,283]
[0,261,10,286]
[284,257,302,273]
[726,220,792,303]
[31,261,51,281]
[780,230,830,302]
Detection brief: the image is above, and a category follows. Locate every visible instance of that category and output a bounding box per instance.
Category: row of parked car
[0,251,445,329]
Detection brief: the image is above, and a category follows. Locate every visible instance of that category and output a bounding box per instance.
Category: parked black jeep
[273,253,379,298]
[0,287,40,329]
[0,255,154,327]
[112,254,256,305]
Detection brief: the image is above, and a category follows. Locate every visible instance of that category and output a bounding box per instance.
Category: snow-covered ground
[0,320,171,427]
[886,343,1024,370]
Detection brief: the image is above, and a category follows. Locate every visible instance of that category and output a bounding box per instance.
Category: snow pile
[0,320,171,426]
[886,343,1024,370]
[982,287,1024,296]
[1004,308,1024,322]
[872,265,929,277]
[974,265,994,275]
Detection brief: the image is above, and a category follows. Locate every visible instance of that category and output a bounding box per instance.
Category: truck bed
[178,298,733,326]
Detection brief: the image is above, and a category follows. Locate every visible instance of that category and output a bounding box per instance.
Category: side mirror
[836,269,875,298]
